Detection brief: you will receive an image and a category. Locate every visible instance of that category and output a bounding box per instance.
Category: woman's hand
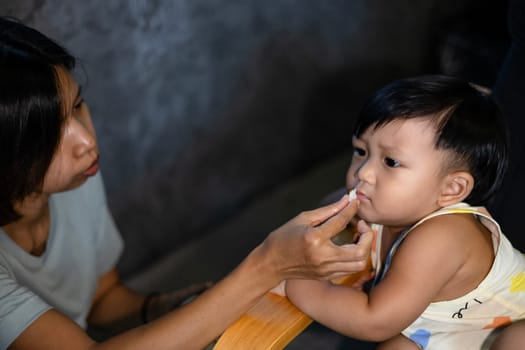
[260,195,373,283]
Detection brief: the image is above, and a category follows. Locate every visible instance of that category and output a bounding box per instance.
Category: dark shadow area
[428,0,510,85]
[300,63,407,168]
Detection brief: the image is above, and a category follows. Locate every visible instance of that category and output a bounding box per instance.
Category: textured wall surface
[0,0,506,276]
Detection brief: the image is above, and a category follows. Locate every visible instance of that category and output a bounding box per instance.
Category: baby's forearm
[286,279,330,312]
[286,279,364,335]
[286,279,396,341]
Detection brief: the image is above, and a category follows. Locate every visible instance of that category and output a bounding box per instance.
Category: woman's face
[41,67,99,194]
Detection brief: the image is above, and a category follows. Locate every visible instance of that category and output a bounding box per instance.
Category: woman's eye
[353,147,366,157]
[384,157,400,168]
[74,99,84,110]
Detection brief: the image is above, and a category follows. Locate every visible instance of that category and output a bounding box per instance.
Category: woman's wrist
[242,241,283,290]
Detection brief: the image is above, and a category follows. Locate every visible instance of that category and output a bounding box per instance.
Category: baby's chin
[354,209,381,225]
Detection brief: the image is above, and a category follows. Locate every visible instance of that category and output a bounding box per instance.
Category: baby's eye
[384,157,400,168]
[353,147,366,157]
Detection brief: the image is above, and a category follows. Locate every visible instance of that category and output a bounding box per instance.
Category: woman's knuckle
[312,255,324,267]
[355,246,369,259]
[355,259,367,271]
[298,211,310,220]
[304,231,319,246]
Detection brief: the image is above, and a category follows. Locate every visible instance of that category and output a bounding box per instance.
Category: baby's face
[346,118,450,231]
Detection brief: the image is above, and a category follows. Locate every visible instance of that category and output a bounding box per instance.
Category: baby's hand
[269,280,287,296]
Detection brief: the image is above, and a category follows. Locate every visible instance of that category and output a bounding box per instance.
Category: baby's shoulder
[406,212,490,248]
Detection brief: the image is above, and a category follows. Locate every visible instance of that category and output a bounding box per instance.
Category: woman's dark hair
[353,75,509,206]
[0,16,76,225]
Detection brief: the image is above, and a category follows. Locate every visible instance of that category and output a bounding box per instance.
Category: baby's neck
[383,224,411,237]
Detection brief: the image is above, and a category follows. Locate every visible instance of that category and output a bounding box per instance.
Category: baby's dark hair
[353,75,508,206]
[0,16,76,225]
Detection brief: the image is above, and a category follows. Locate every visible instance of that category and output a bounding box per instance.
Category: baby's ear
[438,171,474,207]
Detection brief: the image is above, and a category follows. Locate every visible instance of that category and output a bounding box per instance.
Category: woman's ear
[438,171,474,207]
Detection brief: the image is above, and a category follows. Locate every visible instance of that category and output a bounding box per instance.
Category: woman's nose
[67,119,97,157]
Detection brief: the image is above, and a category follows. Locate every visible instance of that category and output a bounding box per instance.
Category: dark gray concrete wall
[2,0,500,276]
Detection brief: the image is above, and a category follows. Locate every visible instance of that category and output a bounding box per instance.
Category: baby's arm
[286,278,376,337]
[286,215,474,342]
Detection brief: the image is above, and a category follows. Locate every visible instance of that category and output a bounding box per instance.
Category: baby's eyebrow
[378,142,403,155]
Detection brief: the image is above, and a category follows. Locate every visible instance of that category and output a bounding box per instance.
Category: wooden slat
[213,262,371,350]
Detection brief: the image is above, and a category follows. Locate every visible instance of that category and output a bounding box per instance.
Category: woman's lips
[83,158,99,177]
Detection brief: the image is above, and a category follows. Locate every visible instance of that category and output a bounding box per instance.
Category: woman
[0,16,372,349]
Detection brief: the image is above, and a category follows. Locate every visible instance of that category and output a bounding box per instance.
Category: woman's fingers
[306,195,359,234]
[263,195,372,281]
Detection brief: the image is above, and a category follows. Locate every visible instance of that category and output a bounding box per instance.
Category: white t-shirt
[0,173,123,349]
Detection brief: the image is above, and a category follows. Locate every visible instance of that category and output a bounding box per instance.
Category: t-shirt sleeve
[0,263,51,349]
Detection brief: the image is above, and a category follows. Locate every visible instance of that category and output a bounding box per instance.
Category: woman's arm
[87,269,212,328]
[11,195,373,350]
[87,268,145,328]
